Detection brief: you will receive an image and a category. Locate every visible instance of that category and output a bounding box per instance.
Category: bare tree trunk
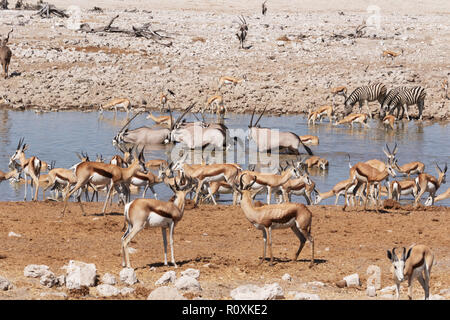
[0,0,9,10]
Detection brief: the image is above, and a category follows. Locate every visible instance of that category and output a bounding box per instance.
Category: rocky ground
[0,201,449,300]
[0,0,449,119]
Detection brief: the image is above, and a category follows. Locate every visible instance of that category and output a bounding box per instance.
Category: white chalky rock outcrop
[24,265,50,278]
[155,271,177,286]
[147,286,187,300]
[63,260,97,289]
[120,268,138,285]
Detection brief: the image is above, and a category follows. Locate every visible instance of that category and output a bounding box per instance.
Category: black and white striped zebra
[380,86,408,119]
[344,83,387,118]
[386,86,426,121]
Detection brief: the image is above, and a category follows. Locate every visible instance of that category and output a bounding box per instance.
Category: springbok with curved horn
[248,107,313,155]
[387,245,434,300]
[61,148,147,216]
[9,138,42,201]
[235,174,314,267]
[121,176,195,268]
[414,163,447,206]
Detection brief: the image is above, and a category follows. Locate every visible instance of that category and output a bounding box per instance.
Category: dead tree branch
[34,2,69,18]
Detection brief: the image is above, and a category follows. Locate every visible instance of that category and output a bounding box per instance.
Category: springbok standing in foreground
[61,148,147,216]
[387,245,434,300]
[414,163,446,206]
[9,138,42,201]
[235,174,314,267]
[121,177,194,268]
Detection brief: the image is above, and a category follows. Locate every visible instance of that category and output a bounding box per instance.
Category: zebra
[380,86,408,119]
[386,86,426,121]
[344,83,387,118]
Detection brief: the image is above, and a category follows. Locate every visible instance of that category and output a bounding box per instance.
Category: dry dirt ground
[0,0,449,119]
[0,201,449,300]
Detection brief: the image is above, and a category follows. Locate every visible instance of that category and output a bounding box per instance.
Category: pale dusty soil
[0,0,449,119]
[0,201,449,300]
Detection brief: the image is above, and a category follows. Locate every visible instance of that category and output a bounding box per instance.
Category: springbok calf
[414,163,447,206]
[300,135,319,146]
[387,245,434,300]
[121,177,194,268]
[218,76,245,89]
[333,113,369,128]
[9,138,42,201]
[0,29,13,79]
[248,107,313,155]
[425,187,450,206]
[61,149,147,216]
[235,174,314,267]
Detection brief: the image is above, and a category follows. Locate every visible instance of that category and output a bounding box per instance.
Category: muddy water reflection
[0,110,448,206]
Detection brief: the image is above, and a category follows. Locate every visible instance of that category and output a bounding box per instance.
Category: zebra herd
[343,83,426,121]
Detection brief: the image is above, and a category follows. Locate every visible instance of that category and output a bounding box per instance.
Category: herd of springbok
[1,11,447,300]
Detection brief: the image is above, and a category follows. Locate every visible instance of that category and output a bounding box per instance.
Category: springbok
[414,163,446,206]
[0,28,13,79]
[333,113,369,128]
[307,109,322,125]
[239,163,301,204]
[121,176,194,268]
[9,138,42,201]
[235,174,314,267]
[100,98,131,114]
[173,153,241,206]
[205,95,224,113]
[0,168,19,184]
[303,156,328,170]
[343,160,396,210]
[314,178,359,206]
[331,86,347,107]
[146,113,173,128]
[387,245,434,300]
[279,173,315,204]
[218,76,245,89]
[393,158,425,177]
[387,179,418,201]
[316,105,335,123]
[382,50,401,60]
[383,114,396,130]
[61,148,147,216]
[248,107,313,155]
[425,187,450,206]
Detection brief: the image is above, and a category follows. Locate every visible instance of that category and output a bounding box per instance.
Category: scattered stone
[175,276,202,292]
[429,294,445,300]
[439,288,450,296]
[147,286,187,300]
[40,271,58,288]
[366,285,376,297]
[230,283,284,300]
[306,281,325,288]
[8,231,22,237]
[343,273,360,287]
[0,276,12,291]
[292,292,321,300]
[380,293,395,299]
[380,285,396,293]
[281,273,292,282]
[120,287,135,296]
[155,271,177,286]
[120,268,138,285]
[96,284,120,297]
[101,273,117,285]
[63,260,97,289]
[181,268,200,280]
[39,291,68,299]
[336,280,347,288]
[56,275,65,287]
[24,265,50,278]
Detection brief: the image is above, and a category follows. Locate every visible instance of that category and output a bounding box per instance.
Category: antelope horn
[385,143,391,154]
[435,162,442,172]
[254,106,267,126]
[172,103,196,130]
[249,107,256,127]
[118,110,142,134]
[393,142,398,155]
